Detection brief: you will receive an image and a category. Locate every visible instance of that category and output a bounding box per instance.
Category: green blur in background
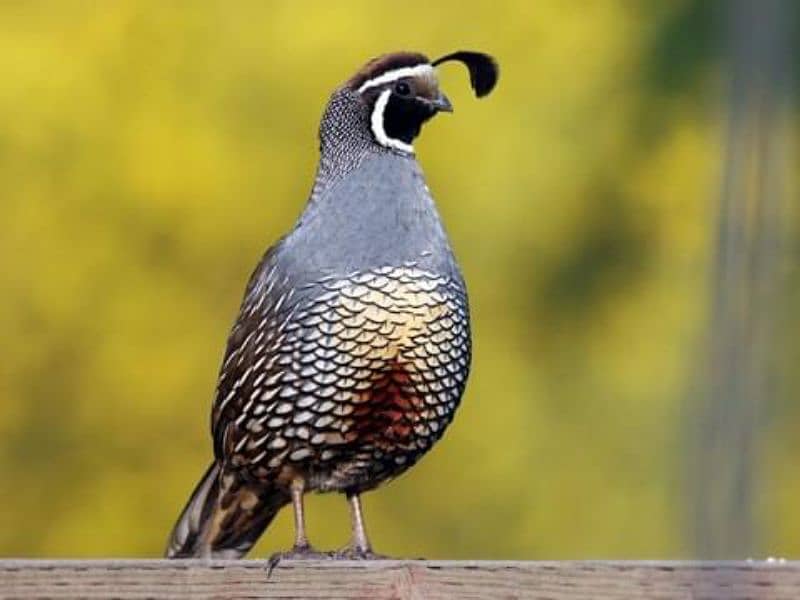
[0,1,798,559]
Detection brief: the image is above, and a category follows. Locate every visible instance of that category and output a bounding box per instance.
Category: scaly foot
[332,546,390,560]
[267,544,335,576]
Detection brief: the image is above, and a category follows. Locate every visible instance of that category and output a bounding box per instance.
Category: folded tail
[165,462,289,558]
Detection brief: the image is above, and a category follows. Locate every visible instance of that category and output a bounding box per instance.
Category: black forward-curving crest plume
[432,51,499,97]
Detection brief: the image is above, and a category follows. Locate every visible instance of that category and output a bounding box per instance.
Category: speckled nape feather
[166,48,498,560]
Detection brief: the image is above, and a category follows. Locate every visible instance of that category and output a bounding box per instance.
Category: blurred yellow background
[1,1,797,559]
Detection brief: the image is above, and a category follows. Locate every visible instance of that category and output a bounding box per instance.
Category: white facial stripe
[357,64,434,94]
[371,88,414,154]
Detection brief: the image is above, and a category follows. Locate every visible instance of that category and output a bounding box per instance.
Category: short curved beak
[431,93,453,113]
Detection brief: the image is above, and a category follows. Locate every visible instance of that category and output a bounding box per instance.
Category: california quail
[165,50,499,560]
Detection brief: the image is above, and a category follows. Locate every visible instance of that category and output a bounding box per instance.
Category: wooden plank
[1,559,799,599]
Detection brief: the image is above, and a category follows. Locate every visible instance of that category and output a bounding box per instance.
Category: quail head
[166,50,499,560]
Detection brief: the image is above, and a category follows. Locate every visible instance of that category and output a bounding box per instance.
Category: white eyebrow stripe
[357,64,434,94]
[370,88,414,154]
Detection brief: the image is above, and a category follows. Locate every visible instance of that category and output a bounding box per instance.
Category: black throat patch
[382,94,437,145]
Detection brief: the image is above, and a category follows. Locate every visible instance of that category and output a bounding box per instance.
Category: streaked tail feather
[165,462,289,558]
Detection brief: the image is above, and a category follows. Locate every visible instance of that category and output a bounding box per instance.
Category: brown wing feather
[211,242,289,460]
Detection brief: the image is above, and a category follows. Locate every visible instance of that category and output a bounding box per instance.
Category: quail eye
[394,81,412,97]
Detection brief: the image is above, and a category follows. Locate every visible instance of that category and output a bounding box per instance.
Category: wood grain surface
[2,559,799,599]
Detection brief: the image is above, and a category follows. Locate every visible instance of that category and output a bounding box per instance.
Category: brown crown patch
[346,51,430,91]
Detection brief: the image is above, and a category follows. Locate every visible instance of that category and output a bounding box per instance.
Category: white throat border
[370,89,414,154]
